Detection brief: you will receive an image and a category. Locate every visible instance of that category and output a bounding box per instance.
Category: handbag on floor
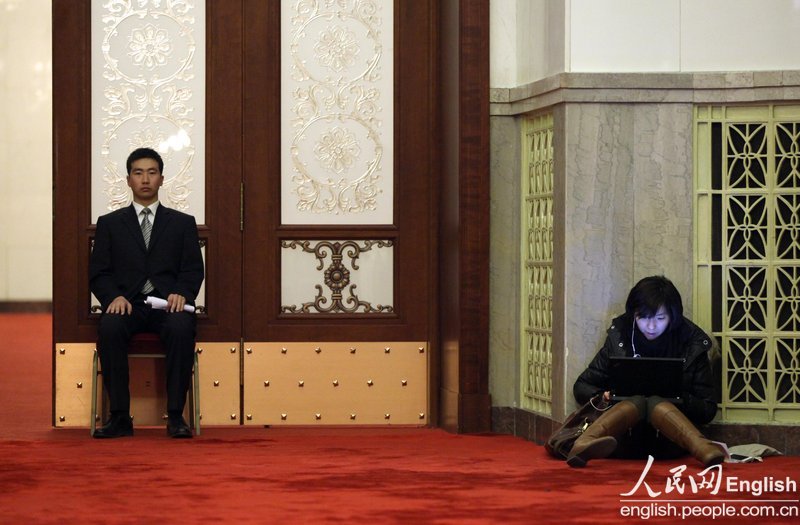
[545,395,609,459]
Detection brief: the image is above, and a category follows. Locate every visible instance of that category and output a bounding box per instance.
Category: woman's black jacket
[573,315,718,425]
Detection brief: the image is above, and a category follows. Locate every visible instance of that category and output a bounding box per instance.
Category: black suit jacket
[89,204,204,310]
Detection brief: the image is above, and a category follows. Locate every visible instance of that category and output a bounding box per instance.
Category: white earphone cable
[631,318,641,358]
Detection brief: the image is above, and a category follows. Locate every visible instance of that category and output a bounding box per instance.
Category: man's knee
[97,314,132,343]
[161,312,196,340]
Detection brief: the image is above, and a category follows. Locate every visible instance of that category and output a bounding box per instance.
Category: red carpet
[1,314,798,524]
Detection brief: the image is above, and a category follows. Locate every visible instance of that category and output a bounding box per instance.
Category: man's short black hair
[126,147,164,175]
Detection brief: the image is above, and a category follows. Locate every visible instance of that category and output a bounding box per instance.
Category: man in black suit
[89,147,204,438]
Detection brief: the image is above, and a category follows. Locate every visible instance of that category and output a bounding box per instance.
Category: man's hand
[106,296,132,315]
[166,293,187,313]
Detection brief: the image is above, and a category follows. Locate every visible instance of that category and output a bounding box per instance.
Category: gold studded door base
[54,344,97,427]
[243,342,428,426]
[54,342,183,428]
[54,342,241,428]
[196,343,241,426]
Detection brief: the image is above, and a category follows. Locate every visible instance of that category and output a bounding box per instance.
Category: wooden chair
[90,333,200,435]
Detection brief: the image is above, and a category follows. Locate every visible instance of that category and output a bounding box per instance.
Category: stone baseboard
[703,422,800,457]
[491,406,558,447]
[492,406,799,455]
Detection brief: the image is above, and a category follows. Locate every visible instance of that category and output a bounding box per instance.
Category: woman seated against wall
[568,275,725,468]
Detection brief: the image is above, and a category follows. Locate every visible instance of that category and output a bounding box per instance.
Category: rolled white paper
[145,295,196,313]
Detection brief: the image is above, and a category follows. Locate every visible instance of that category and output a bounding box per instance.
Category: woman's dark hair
[625,275,684,330]
[126,147,164,175]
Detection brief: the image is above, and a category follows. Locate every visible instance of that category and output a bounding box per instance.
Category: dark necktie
[140,208,154,294]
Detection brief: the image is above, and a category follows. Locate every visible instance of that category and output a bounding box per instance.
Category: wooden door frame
[438,0,491,433]
[241,0,438,343]
[51,1,245,429]
[240,0,443,425]
[51,0,491,433]
[51,0,243,345]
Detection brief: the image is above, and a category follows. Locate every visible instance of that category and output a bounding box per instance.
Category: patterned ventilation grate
[695,105,800,423]
[521,114,554,415]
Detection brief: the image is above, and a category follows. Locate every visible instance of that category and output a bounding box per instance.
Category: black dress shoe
[167,415,192,439]
[93,414,134,439]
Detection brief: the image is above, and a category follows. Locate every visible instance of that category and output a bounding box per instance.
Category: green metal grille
[694,105,800,423]
[521,114,553,415]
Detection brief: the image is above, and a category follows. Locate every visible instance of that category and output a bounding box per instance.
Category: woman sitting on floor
[568,275,725,468]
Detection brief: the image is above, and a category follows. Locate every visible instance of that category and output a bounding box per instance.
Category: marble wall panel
[557,102,698,413]
[563,103,636,408]
[631,103,695,317]
[488,115,521,407]
[550,103,567,420]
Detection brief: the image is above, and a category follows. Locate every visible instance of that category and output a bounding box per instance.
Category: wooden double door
[54,1,440,426]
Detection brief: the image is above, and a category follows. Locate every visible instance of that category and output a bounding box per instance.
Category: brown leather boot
[650,401,725,467]
[567,400,642,468]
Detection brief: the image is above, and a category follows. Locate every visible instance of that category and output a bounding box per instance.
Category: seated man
[89,147,204,438]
